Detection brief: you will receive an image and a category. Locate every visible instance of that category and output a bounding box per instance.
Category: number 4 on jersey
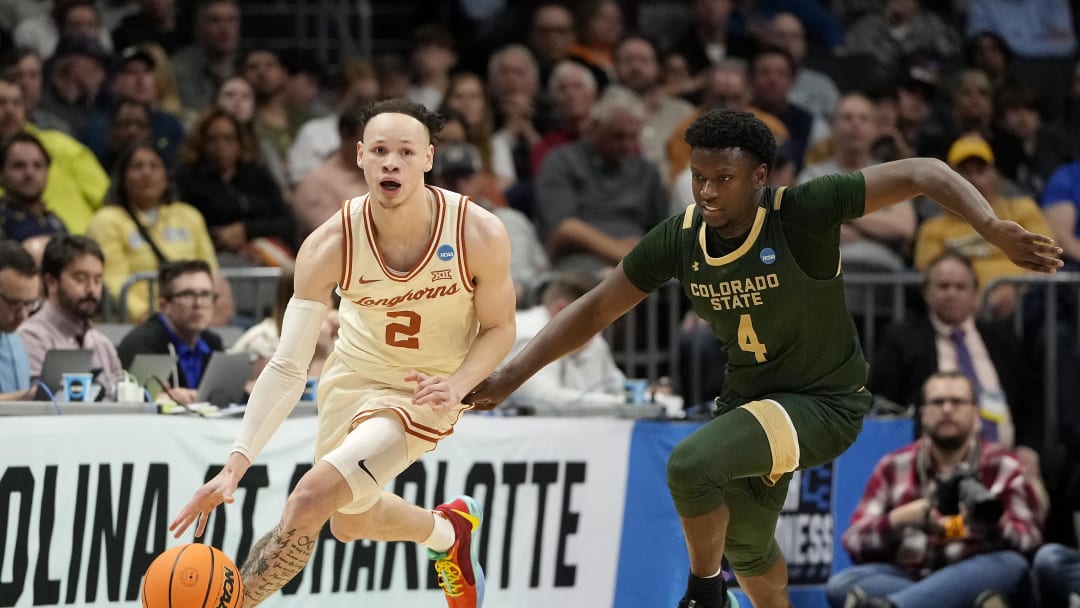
[738,314,767,363]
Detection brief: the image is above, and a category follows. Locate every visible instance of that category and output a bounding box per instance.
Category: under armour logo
[431,269,453,282]
[692,262,700,272]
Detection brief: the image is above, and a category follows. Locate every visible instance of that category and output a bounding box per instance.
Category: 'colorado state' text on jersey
[334,186,478,387]
[623,173,869,400]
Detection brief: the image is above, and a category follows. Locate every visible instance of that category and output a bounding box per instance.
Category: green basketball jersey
[623,172,870,401]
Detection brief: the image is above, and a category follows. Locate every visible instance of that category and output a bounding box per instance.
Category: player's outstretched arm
[412,205,517,410]
[170,220,341,539]
[862,158,1063,273]
[169,451,249,538]
[465,262,649,409]
[230,220,340,454]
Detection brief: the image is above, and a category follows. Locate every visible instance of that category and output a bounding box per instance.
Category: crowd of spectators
[1,0,1080,604]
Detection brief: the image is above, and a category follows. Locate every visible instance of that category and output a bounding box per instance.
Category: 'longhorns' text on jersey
[333,186,478,388]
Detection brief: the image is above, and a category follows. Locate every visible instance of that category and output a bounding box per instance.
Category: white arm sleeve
[232,297,326,463]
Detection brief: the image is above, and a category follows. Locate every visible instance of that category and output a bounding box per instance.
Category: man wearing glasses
[117,259,223,404]
[0,239,39,399]
[827,371,1043,608]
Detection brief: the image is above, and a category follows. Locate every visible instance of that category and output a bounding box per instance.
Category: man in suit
[871,250,1038,450]
[872,249,1055,529]
[117,259,223,403]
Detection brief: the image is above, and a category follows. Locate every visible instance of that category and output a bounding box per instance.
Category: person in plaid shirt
[827,371,1044,608]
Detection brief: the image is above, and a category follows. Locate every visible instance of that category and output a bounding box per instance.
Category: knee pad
[332,470,382,515]
[321,413,410,514]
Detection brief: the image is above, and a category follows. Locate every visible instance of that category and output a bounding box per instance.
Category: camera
[934,464,1004,536]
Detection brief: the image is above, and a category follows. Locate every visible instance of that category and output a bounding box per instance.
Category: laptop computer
[195,352,254,407]
[127,353,178,400]
[34,349,94,401]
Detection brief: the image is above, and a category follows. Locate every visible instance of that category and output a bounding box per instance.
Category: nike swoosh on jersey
[356,275,380,285]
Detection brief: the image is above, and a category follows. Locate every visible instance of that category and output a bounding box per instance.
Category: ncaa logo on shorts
[759,247,777,265]
[437,244,455,262]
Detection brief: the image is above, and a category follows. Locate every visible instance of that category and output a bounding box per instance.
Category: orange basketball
[141,543,244,608]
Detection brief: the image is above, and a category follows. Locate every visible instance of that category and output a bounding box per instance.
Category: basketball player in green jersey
[464,108,1063,608]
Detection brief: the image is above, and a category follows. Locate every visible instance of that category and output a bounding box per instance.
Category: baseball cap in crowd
[432,142,482,181]
[947,134,995,167]
[111,45,155,76]
[52,34,110,64]
[900,65,939,100]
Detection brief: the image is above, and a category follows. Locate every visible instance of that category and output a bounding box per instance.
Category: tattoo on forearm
[240,524,317,604]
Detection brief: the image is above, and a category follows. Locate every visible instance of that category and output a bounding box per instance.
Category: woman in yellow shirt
[86,143,231,322]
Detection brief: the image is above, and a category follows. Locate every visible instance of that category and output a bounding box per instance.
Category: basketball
[141,543,244,608]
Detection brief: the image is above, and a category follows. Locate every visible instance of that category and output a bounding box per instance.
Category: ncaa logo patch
[437,244,455,261]
[759,247,776,265]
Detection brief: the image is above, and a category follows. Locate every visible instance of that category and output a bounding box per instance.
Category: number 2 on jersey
[386,310,421,349]
[737,314,767,363]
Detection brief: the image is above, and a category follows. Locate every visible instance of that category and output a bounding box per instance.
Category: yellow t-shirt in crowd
[914,194,1052,292]
[86,202,218,322]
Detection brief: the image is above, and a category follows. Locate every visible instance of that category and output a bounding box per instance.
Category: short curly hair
[684,108,777,172]
[358,98,445,143]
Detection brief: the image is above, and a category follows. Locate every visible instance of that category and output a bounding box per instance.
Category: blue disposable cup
[302,378,318,402]
[62,372,93,402]
[624,379,649,405]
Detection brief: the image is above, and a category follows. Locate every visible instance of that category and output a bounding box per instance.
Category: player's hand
[462,368,521,411]
[169,470,239,539]
[163,386,198,405]
[985,219,1063,273]
[406,371,462,412]
[1014,445,1041,480]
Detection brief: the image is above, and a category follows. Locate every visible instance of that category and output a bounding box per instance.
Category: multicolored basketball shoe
[428,496,485,608]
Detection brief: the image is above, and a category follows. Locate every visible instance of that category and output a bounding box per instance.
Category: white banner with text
[0,415,634,608]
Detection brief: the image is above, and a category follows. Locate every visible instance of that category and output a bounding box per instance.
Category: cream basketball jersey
[334,186,478,387]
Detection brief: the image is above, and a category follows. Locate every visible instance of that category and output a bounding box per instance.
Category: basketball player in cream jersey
[170,99,516,608]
